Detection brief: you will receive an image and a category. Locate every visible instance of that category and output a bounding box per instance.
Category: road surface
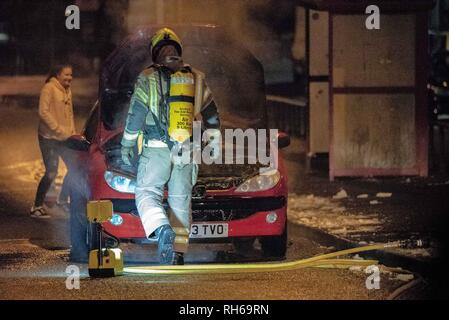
[0,96,412,300]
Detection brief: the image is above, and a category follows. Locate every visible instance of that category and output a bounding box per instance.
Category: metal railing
[266,95,307,138]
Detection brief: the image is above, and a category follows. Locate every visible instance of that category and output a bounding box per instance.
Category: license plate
[189,223,228,238]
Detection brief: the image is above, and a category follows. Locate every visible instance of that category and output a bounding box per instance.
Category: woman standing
[31,64,76,218]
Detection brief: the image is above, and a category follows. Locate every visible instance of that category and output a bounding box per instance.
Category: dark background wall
[0,0,297,77]
[0,0,126,76]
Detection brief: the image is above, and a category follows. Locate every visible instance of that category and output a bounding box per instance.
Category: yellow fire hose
[87,201,422,277]
[123,243,394,275]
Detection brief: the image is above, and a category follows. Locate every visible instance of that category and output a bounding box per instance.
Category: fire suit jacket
[120,64,220,149]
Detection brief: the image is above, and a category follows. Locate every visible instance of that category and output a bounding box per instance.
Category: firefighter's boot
[157,224,176,264]
[172,252,184,265]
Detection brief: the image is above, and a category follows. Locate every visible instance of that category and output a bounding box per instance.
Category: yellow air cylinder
[168,69,195,143]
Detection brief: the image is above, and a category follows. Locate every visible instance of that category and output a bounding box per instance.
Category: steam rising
[122,0,295,83]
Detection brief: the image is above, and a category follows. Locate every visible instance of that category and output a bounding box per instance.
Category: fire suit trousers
[135,146,198,253]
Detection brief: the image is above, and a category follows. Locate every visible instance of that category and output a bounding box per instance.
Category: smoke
[122,0,297,83]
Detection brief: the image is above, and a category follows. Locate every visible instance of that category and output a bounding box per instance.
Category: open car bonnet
[103,133,273,191]
[99,25,272,190]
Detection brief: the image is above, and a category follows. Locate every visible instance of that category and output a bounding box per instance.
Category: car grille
[107,196,286,222]
[192,208,253,222]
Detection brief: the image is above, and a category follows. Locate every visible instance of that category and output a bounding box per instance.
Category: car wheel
[259,225,287,259]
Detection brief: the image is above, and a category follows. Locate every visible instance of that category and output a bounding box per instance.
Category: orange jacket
[38,77,75,141]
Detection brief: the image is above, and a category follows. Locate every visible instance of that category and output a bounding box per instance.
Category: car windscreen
[99,26,267,131]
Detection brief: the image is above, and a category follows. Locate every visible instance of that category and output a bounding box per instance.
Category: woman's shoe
[30,206,51,218]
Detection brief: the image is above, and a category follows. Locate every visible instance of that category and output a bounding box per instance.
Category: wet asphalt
[0,96,434,300]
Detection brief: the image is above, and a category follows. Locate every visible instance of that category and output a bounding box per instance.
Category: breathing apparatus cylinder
[168,68,195,144]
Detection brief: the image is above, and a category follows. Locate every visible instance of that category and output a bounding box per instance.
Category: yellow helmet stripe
[151,28,182,50]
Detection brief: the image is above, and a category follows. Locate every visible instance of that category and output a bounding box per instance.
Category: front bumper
[102,196,287,240]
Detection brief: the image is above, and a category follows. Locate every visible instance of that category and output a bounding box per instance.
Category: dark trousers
[34,135,73,207]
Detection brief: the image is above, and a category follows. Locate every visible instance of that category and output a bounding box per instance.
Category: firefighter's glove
[121,146,134,166]
[203,129,221,161]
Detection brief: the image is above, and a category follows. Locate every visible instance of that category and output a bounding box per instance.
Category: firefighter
[120,28,220,265]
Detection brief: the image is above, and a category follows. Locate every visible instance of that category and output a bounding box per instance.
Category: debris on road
[288,194,438,260]
[395,274,415,282]
[288,194,384,236]
[332,189,348,199]
[427,181,449,186]
[386,247,435,259]
[376,192,393,198]
[349,266,363,272]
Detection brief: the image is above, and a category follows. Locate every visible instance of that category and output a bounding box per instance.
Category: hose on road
[123,242,412,275]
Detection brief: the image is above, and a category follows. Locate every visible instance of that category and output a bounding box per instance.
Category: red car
[68,25,290,262]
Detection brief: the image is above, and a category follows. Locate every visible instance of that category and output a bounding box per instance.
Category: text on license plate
[189,223,228,238]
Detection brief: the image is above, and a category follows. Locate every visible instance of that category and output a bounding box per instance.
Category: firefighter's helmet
[150,28,182,62]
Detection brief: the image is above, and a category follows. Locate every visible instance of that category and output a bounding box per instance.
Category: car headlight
[235,169,281,192]
[104,171,136,194]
